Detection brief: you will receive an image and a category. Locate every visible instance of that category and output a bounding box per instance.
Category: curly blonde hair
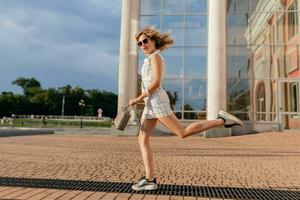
[135,26,174,51]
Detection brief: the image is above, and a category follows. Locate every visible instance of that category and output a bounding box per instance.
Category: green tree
[166,90,178,110]
[44,88,61,115]
[0,92,29,116]
[1,77,118,118]
[86,89,117,117]
[184,104,197,119]
[12,77,41,97]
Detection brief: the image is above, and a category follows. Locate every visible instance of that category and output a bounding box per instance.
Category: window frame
[287,1,298,40]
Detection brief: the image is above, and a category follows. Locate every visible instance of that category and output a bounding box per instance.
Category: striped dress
[141,50,173,119]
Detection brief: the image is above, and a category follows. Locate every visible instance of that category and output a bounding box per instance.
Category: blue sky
[0,0,122,94]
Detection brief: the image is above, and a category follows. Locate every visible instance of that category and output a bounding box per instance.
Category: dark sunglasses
[137,38,148,46]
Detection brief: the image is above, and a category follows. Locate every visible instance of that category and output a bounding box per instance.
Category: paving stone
[0,187,34,199]
[56,190,82,199]
[100,192,119,199]
[0,132,298,199]
[130,194,145,200]
[115,192,132,200]
[14,188,46,199]
[27,189,57,200]
[0,187,25,198]
[143,194,157,200]
[86,192,107,200]
[156,195,170,200]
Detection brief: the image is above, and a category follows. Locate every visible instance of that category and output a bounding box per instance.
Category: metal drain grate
[0,177,299,200]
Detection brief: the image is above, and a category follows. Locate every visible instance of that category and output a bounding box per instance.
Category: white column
[207,0,227,120]
[118,0,139,111]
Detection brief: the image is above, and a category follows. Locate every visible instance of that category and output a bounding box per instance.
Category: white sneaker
[132,176,158,191]
[217,110,244,128]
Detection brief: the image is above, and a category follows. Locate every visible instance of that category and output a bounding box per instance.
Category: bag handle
[125,104,142,136]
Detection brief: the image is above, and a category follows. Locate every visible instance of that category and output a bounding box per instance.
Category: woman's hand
[129,97,141,106]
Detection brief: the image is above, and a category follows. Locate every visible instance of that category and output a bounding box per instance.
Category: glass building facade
[119,0,300,131]
[139,0,208,120]
[226,0,300,129]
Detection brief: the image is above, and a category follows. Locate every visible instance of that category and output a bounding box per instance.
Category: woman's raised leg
[158,114,224,138]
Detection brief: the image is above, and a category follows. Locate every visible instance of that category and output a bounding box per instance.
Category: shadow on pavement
[0,177,299,200]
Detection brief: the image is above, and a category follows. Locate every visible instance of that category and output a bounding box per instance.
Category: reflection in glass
[175,112,182,119]
[184,112,206,120]
[184,79,206,111]
[162,16,184,46]
[227,13,250,45]
[163,0,184,14]
[140,0,161,15]
[227,46,251,79]
[249,45,273,79]
[227,0,250,12]
[251,79,279,122]
[185,15,207,45]
[285,45,299,74]
[248,12,274,45]
[186,0,207,13]
[184,47,207,78]
[250,44,300,80]
[163,79,183,112]
[278,81,300,129]
[250,0,260,12]
[276,45,286,78]
[227,79,252,120]
[162,47,183,78]
[256,79,266,121]
[281,114,300,129]
[276,13,285,45]
[287,2,298,40]
[289,82,299,113]
[140,16,161,30]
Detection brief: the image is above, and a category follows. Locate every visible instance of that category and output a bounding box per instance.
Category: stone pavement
[0,131,299,199]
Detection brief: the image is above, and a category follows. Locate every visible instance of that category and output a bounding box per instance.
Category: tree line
[0,77,118,118]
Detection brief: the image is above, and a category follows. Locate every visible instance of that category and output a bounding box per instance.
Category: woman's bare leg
[138,118,158,180]
[158,114,224,138]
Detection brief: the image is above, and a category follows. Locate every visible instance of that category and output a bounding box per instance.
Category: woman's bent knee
[175,129,186,139]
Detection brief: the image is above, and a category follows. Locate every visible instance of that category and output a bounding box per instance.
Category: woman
[129,27,243,191]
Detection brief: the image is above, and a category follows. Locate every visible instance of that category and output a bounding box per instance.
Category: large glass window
[163,79,183,112]
[228,0,300,125]
[184,47,206,78]
[186,0,207,14]
[139,0,208,120]
[140,16,161,29]
[227,0,251,12]
[140,0,161,15]
[162,16,184,46]
[227,46,251,79]
[163,47,183,78]
[163,0,185,14]
[184,79,206,112]
[185,15,207,45]
[227,13,250,45]
[139,0,300,124]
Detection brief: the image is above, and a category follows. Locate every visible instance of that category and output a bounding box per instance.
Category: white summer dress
[141,50,173,119]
